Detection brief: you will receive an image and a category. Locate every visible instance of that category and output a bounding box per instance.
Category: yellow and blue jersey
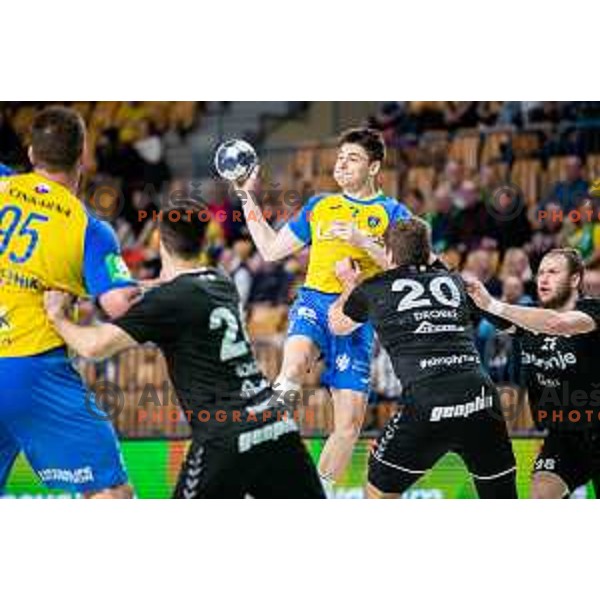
[0,172,135,357]
[288,192,411,294]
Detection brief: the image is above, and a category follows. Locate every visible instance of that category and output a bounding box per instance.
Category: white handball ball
[214,139,258,181]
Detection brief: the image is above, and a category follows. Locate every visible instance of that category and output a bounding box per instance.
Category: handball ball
[214,139,258,181]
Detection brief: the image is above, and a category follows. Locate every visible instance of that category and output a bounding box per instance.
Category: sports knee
[531,478,566,499]
[332,419,362,443]
[86,483,134,499]
[281,353,312,382]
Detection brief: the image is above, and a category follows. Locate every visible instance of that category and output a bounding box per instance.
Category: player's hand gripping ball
[214,139,258,182]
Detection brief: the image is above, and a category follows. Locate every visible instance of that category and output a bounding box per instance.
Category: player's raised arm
[233,166,306,262]
[464,274,597,336]
[328,258,366,336]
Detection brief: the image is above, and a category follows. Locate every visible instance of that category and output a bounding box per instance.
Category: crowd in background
[3,101,600,435]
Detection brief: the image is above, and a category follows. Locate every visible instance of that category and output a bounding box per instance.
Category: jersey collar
[342,190,385,205]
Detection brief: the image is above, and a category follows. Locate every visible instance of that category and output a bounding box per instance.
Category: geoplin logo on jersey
[430,386,493,422]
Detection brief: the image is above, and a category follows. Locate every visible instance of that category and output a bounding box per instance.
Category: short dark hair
[383,218,432,267]
[338,128,385,163]
[31,106,86,172]
[544,247,585,290]
[158,202,210,260]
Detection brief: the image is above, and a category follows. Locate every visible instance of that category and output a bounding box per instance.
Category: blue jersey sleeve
[386,198,411,224]
[287,194,325,244]
[83,216,136,298]
[0,163,13,177]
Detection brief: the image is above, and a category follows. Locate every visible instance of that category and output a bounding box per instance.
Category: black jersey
[343,264,484,404]
[114,269,273,440]
[509,298,600,430]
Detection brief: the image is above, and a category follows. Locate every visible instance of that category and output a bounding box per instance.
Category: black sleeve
[343,284,370,324]
[112,287,180,345]
[575,298,600,329]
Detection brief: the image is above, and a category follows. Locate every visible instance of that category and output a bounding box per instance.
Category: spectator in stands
[132,119,172,192]
[528,101,563,126]
[446,180,497,254]
[408,101,446,132]
[366,102,406,143]
[462,249,502,297]
[404,187,426,216]
[228,237,254,306]
[479,163,502,204]
[487,188,532,253]
[476,275,531,384]
[545,155,588,212]
[564,197,600,264]
[206,179,239,243]
[0,107,25,167]
[248,254,294,306]
[476,102,501,127]
[116,101,148,143]
[497,101,523,126]
[443,101,479,131]
[426,183,457,253]
[443,159,465,203]
[525,200,564,270]
[499,248,536,299]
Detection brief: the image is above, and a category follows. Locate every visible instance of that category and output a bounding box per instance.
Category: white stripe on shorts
[371,452,428,475]
[470,465,516,481]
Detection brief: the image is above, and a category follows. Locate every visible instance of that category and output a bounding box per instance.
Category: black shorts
[368,375,516,498]
[533,429,600,494]
[173,421,325,499]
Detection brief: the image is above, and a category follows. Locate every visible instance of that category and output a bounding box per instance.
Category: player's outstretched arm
[44,291,137,359]
[233,167,305,262]
[464,275,597,336]
[328,259,363,336]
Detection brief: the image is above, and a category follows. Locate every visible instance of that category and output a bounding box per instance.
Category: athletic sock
[319,472,336,499]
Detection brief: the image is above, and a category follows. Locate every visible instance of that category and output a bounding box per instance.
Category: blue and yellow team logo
[367,215,381,229]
